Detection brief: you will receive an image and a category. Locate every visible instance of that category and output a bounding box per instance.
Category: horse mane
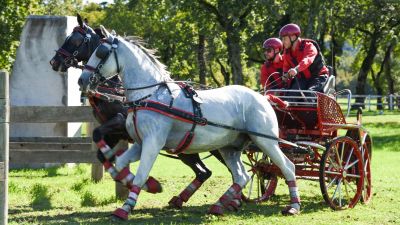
[123,36,171,79]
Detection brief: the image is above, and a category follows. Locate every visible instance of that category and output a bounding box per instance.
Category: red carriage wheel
[360,134,372,203]
[242,150,278,203]
[345,129,373,204]
[319,136,364,210]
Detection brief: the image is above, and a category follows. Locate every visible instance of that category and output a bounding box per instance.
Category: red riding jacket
[282,38,329,81]
[260,58,284,89]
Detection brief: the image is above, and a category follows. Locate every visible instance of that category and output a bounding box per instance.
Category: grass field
[8,112,400,224]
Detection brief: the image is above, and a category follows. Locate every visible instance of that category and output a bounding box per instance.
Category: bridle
[55,26,94,69]
[84,37,120,90]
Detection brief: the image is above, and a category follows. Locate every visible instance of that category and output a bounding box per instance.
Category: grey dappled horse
[78,26,300,220]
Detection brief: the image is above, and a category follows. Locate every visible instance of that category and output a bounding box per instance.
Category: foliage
[1,0,399,92]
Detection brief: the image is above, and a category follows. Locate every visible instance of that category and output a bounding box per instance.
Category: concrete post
[0,70,9,225]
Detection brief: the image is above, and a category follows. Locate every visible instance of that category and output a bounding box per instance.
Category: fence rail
[336,94,400,111]
[0,71,128,224]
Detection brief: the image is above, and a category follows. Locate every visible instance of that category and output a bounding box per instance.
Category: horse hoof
[146,176,163,194]
[112,208,128,221]
[281,205,300,216]
[226,199,242,211]
[208,204,224,216]
[168,196,183,209]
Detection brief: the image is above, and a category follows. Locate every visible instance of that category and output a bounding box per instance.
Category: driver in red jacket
[260,38,284,90]
[280,23,329,92]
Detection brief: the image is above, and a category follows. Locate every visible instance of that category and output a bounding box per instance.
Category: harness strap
[126,100,207,126]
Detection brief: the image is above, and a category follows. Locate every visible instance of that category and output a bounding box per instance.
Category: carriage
[242,88,372,210]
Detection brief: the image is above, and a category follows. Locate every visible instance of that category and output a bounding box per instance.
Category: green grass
[8,114,400,224]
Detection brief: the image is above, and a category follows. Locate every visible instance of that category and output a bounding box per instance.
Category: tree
[197,0,256,85]
[338,0,400,108]
[0,0,42,71]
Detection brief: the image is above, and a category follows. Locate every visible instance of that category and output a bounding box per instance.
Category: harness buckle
[193,117,207,126]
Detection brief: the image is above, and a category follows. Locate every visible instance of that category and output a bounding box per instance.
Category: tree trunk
[226,28,244,85]
[385,42,395,95]
[208,63,221,87]
[353,31,379,109]
[197,34,207,85]
[330,25,337,77]
[305,0,319,39]
[371,69,383,110]
[217,58,230,85]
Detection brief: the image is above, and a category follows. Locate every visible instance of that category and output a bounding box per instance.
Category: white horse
[78,26,300,220]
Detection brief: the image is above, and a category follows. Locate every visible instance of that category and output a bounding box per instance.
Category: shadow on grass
[370,134,400,152]
[10,194,333,224]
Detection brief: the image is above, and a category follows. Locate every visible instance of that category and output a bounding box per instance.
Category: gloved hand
[287,66,299,78]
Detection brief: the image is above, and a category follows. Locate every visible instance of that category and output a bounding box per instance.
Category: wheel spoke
[247,173,255,199]
[345,174,361,178]
[243,161,252,167]
[344,147,354,169]
[344,159,359,170]
[331,178,342,204]
[343,178,351,200]
[340,142,345,166]
[343,179,356,193]
[338,181,342,207]
[364,158,369,171]
[325,171,341,175]
[328,155,341,170]
[326,176,338,189]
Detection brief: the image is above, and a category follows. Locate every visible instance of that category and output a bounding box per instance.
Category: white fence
[336,94,400,111]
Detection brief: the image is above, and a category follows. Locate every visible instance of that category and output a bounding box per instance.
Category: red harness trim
[130,100,203,125]
[127,100,204,154]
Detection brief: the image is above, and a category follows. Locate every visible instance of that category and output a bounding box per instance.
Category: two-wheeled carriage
[243,89,372,210]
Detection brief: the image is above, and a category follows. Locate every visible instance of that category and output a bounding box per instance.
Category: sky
[85,0,114,4]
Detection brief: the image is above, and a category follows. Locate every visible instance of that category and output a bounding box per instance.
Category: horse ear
[84,18,89,25]
[94,28,105,38]
[77,14,83,28]
[100,25,112,38]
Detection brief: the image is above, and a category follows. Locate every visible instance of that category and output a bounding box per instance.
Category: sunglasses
[265,48,274,53]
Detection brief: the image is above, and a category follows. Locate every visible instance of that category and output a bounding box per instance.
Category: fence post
[367,95,371,111]
[0,70,9,225]
[85,100,103,182]
[115,140,129,200]
[389,94,394,110]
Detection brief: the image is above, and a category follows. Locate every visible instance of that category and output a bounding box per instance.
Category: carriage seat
[323,75,335,96]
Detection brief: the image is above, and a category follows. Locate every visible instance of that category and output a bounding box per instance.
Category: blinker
[96,44,110,59]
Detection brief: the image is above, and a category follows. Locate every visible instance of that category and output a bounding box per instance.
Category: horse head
[49,13,104,72]
[78,25,120,92]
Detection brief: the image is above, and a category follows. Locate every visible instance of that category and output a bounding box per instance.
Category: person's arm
[282,55,290,73]
[260,64,267,89]
[296,42,317,72]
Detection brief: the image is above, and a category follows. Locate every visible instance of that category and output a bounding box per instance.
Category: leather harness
[125,83,206,154]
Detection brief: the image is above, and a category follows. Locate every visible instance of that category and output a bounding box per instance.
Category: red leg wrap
[96,139,107,148]
[115,149,125,156]
[208,204,224,215]
[179,179,203,202]
[112,208,129,220]
[115,167,130,181]
[102,161,113,170]
[145,176,162,194]
[291,196,301,204]
[168,196,183,209]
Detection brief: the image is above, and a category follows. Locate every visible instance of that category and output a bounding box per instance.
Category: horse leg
[168,153,212,209]
[94,114,162,195]
[208,148,249,215]
[112,138,164,221]
[251,137,300,215]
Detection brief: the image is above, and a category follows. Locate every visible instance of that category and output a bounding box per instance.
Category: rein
[125,82,307,151]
